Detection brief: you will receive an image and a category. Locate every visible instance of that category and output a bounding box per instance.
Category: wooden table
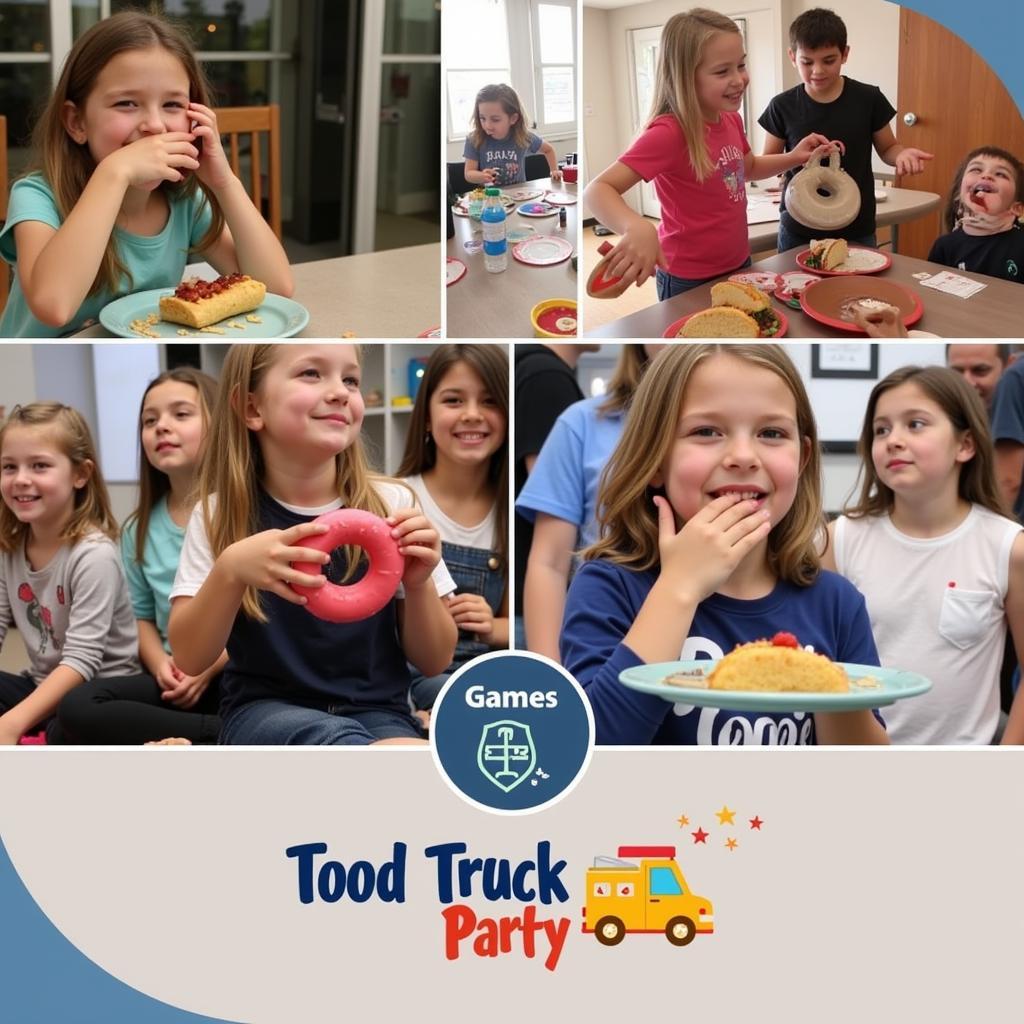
[745,185,942,254]
[76,243,441,338]
[447,177,578,338]
[585,248,1024,339]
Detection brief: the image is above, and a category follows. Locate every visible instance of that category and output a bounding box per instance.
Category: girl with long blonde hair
[59,367,225,744]
[583,8,834,300]
[824,364,1024,745]
[167,344,457,746]
[561,345,887,746]
[0,10,291,337]
[0,403,138,744]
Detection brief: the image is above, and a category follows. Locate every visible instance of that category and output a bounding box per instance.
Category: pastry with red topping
[159,273,266,328]
[705,633,849,693]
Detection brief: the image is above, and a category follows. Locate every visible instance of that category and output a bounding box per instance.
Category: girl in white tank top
[823,364,1024,745]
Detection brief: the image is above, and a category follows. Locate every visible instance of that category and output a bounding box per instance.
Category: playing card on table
[918,271,988,299]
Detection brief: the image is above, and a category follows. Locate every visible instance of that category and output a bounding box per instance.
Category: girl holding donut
[58,368,225,744]
[560,345,888,746]
[397,344,509,713]
[583,9,836,300]
[167,345,458,746]
[824,366,1024,745]
[0,11,292,338]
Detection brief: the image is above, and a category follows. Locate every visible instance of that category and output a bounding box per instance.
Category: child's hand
[161,665,213,710]
[154,656,183,693]
[387,507,441,590]
[186,102,235,191]
[894,147,933,175]
[220,522,331,605]
[655,493,771,604]
[793,135,842,165]
[481,167,499,185]
[550,165,563,183]
[446,593,494,639]
[604,219,666,288]
[103,133,200,188]
[851,303,908,338]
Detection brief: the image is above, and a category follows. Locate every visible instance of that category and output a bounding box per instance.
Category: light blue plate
[619,660,932,712]
[99,288,309,339]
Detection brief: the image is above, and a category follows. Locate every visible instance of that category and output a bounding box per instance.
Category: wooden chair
[0,115,9,314]
[214,104,281,239]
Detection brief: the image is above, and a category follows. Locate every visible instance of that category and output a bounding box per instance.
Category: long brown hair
[584,345,824,587]
[645,9,743,182]
[943,146,1024,230]
[197,345,395,621]
[598,344,657,416]
[396,344,509,572]
[469,84,531,150]
[125,366,218,564]
[0,402,118,552]
[844,365,1008,519]
[28,11,225,297]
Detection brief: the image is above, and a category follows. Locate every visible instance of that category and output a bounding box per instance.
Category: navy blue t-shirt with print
[560,558,881,745]
[463,131,543,186]
[219,492,412,720]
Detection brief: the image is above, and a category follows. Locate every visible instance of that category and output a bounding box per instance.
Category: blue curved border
[889,1,1024,114]
[0,836,241,1024]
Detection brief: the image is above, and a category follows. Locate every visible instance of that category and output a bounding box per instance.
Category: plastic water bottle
[481,186,507,273]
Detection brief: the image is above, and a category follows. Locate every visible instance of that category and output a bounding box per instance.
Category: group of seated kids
[0,343,510,747]
[584,8,1022,302]
[519,343,1024,748]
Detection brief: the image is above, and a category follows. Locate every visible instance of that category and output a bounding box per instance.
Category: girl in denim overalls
[398,345,509,713]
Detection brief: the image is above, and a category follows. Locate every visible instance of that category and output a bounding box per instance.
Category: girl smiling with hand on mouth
[560,345,887,746]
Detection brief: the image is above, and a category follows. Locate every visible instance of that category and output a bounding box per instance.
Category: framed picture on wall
[811,344,879,380]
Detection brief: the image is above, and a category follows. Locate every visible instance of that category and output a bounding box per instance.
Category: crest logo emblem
[477,720,537,792]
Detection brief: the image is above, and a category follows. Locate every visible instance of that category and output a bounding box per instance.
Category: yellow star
[725,837,738,851]
[716,805,736,826]
[677,814,689,827]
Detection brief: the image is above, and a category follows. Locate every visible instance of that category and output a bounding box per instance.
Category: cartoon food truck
[582,846,714,946]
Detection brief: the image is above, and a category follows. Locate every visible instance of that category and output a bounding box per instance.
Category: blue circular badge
[431,651,594,814]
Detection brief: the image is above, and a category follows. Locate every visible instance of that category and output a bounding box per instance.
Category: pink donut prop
[784,150,861,232]
[290,509,404,623]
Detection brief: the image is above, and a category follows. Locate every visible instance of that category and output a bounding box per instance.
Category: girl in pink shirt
[585,8,835,300]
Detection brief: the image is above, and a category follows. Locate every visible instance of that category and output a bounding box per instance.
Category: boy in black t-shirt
[759,8,934,253]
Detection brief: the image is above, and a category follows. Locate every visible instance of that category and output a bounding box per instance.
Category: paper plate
[728,271,783,294]
[545,191,578,205]
[99,289,309,339]
[795,246,892,275]
[663,305,788,339]
[501,187,543,202]
[619,659,932,713]
[517,201,559,218]
[446,257,467,286]
[511,235,573,266]
[800,276,923,333]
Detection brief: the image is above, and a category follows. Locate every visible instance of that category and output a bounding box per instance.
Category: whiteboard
[92,344,161,482]
[787,342,947,448]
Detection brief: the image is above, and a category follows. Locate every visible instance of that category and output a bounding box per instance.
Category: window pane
[202,58,269,106]
[0,1,49,51]
[73,2,103,40]
[446,0,508,70]
[112,0,274,52]
[448,68,510,138]
[541,66,573,124]
[383,0,439,56]
[538,4,572,65]
[0,62,48,177]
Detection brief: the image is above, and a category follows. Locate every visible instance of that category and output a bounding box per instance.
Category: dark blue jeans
[220,700,426,745]
[656,256,752,300]
[409,540,506,711]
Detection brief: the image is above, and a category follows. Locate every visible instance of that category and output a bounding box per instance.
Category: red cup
[562,165,578,183]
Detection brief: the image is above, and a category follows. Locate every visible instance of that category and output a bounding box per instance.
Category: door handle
[648,898,660,903]
[903,112,918,127]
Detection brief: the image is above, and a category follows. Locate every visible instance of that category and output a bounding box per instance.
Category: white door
[630,26,661,220]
